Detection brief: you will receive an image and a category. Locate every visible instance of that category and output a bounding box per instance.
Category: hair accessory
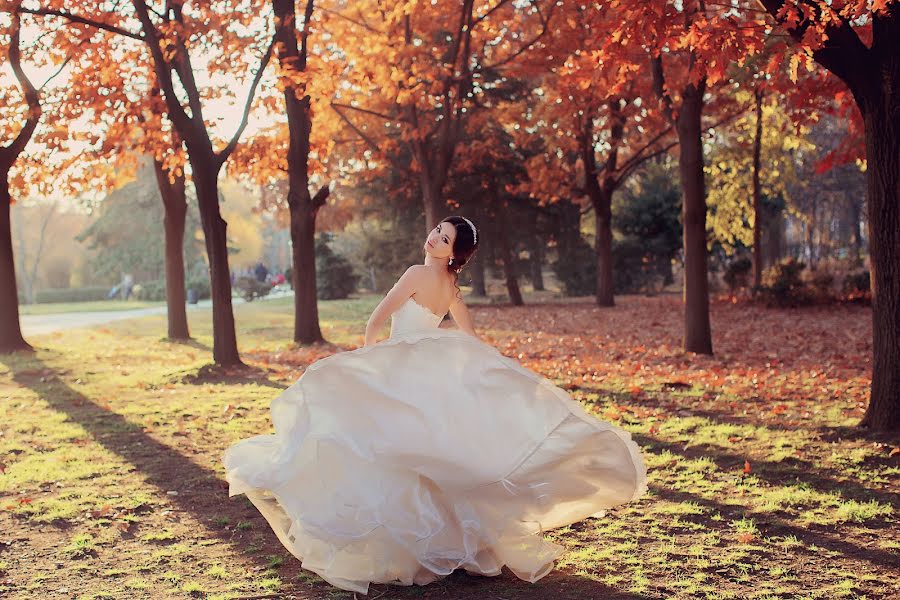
[462,217,477,244]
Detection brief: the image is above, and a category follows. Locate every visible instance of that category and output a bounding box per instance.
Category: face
[424,221,457,260]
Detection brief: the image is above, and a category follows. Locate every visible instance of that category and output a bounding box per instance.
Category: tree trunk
[192,161,242,366]
[153,159,190,340]
[290,198,324,344]
[757,0,899,430]
[859,91,900,431]
[592,186,614,307]
[676,81,713,355]
[849,196,864,265]
[806,207,817,269]
[422,180,444,233]
[752,90,764,289]
[468,201,488,296]
[556,200,582,257]
[530,241,545,291]
[0,174,31,353]
[470,251,487,296]
[580,109,619,308]
[275,0,327,345]
[496,211,523,306]
[763,202,784,268]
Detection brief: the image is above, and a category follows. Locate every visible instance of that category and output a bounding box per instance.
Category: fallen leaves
[473,297,872,427]
[736,531,755,544]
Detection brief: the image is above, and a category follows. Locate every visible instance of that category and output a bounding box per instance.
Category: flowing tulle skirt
[223,329,648,594]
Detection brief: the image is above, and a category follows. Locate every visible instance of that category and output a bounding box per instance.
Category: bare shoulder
[392,264,427,291]
[402,264,429,281]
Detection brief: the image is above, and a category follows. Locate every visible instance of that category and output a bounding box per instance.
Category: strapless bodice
[390,297,445,337]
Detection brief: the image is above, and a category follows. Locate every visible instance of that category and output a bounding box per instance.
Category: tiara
[461,217,477,244]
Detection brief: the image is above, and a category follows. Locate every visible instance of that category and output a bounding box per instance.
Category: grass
[18,299,166,315]
[0,290,897,599]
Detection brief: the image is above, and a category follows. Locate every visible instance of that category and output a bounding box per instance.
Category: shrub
[136,279,167,301]
[723,256,752,293]
[34,286,110,304]
[612,237,672,294]
[186,275,211,301]
[809,272,835,299]
[842,270,871,301]
[316,235,360,300]
[755,258,814,307]
[234,276,271,302]
[552,237,596,296]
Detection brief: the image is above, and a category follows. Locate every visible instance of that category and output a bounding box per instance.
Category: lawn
[18,300,167,316]
[0,293,896,599]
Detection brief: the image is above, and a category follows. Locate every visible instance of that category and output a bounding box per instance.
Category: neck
[423,254,450,269]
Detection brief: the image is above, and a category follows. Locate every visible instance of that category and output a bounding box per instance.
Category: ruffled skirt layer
[223,329,648,593]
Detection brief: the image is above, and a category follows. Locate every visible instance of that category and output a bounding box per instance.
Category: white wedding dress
[223,297,648,594]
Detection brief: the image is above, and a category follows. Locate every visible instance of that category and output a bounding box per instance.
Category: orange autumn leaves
[475,296,871,426]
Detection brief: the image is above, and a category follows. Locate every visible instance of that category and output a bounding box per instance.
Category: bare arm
[448,293,479,339]
[364,266,422,346]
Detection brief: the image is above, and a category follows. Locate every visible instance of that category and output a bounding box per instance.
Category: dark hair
[439,215,479,300]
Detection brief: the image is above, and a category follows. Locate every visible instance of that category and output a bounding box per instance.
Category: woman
[223,216,648,594]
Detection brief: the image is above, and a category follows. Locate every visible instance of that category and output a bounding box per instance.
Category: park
[1,1,898,599]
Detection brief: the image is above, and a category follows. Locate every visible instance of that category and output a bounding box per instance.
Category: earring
[448,258,454,265]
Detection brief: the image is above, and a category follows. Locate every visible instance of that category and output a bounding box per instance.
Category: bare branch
[300,0,316,67]
[39,54,73,91]
[4,9,41,159]
[473,0,513,25]
[607,124,675,181]
[317,5,382,34]
[331,102,405,124]
[218,34,277,165]
[330,103,382,154]
[130,0,194,135]
[18,6,144,41]
[482,0,555,71]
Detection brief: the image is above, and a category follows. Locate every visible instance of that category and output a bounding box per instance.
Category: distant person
[119,273,134,300]
[254,262,269,283]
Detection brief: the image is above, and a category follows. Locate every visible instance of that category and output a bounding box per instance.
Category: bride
[223,215,648,594]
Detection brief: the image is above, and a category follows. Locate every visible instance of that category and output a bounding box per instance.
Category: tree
[74,158,203,291]
[512,4,676,306]
[0,2,67,352]
[33,21,195,339]
[12,199,56,305]
[756,0,899,429]
[705,89,813,272]
[327,0,554,232]
[613,161,683,293]
[599,0,768,352]
[270,0,331,343]
[20,1,277,364]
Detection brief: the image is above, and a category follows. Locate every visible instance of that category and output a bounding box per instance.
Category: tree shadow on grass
[646,482,898,573]
[632,430,899,510]
[160,337,212,352]
[1,351,656,600]
[165,361,286,389]
[573,385,898,508]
